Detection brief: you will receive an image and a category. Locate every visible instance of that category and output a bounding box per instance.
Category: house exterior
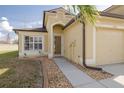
[14,5,124,66]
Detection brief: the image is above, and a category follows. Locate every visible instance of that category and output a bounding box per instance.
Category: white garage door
[96,28,124,65]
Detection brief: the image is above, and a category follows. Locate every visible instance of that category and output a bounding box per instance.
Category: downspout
[82,22,102,71]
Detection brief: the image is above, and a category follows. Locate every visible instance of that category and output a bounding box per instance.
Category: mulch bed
[41,56,72,88]
[67,60,114,80]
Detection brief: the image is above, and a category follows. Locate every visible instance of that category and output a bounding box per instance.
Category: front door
[54,36,61,55]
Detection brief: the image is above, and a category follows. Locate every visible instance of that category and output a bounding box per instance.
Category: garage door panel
[96,28,124,65]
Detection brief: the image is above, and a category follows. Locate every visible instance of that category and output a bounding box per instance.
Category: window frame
[24,35,44,51]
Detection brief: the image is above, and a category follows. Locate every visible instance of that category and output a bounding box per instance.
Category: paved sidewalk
[54,58,106,88]
[54,58,124,88]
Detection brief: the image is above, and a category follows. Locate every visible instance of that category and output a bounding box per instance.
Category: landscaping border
[39,58,49,88]
[41,56,72,88]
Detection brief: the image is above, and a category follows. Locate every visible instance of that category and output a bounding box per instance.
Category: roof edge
[64,12,124,29]
[45,7,75,16]
[42,7,75,28]
[100,12,124,19]
[13,27,47,33]
[103,5,121,12]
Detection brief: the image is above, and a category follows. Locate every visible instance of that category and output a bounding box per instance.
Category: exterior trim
[93,26,96,65]
[19,34,45,57]
[64,12,124,30]
[103,5,120,12]
[48,22,65,58]
[46,7,75,16]
[43,7,75,29]
[64,18,75,29]
[13,27,47,33]
[96,24,124,30]
[100,12,124,19]
[43,11,46,28]
[86,59,95,65]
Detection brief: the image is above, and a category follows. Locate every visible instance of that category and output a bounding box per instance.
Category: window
[24,36,43,50]
[24,36,30,50]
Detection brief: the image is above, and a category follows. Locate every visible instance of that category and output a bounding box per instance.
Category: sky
[0,5,110,41]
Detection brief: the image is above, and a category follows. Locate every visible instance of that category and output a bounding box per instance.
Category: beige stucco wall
[96,28,124,65]
[64,21,83,64]
[18,31,48,57]
[105,6,124,15]
[53,25,63,34]
[85,23,94,60]
[64,21,94,65]
[63,15,124,66]
[96,16,124,65]
[44,8,74,58]
[96,16,124,28]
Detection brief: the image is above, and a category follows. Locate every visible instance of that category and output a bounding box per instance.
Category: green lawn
[0,51,43,88]
[0,51,18,59]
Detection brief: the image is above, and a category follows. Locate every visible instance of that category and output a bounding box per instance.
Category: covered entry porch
[48,24,64,58]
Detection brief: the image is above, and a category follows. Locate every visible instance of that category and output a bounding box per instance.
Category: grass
[0,51,43,88]
[0,51,18,59]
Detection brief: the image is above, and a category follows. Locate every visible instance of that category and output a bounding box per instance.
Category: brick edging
[40,58,49,88]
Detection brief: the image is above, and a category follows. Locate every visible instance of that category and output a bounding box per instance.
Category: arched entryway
[53,24,64,56]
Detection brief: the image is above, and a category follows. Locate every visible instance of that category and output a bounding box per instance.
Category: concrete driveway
[102,63,124,75]
[99,63,124,88]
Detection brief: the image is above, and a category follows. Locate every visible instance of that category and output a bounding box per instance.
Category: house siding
[63,21,95,65]
[64,21,83,64]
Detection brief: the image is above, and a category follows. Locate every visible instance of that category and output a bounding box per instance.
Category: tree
[65,5,102,70]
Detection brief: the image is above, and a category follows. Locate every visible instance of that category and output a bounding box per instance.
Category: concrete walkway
[54,58,106,88]
[54,57,124,88]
